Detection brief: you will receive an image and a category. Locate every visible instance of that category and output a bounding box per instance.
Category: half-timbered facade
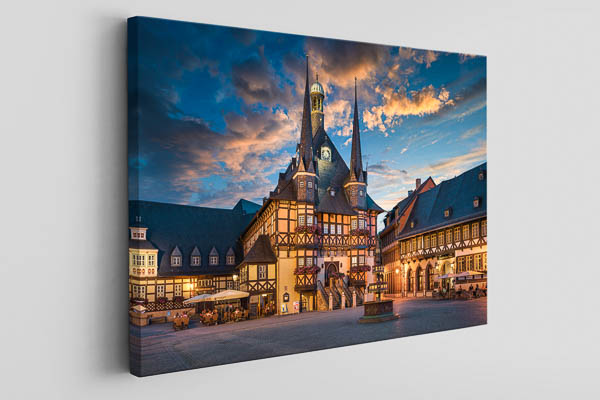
[380,163,487,297]
[128,199,260,318]
[240,61,384,315]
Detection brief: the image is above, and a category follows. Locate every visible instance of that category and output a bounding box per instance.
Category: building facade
[240,62,384,315]
[379,163,487,297]
[128,199,260,320]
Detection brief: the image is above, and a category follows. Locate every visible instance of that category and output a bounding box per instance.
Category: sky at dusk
[128,17,487,228]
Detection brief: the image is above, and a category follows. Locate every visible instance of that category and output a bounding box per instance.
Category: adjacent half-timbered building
[240,61,384,315]
[379,163,487,297]
[238,235,277,317]
[128,199,260,319]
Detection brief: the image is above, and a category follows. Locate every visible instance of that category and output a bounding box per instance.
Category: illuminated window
[134,254,145,266]
[298,258,305,267]
[482,220,487,236]
[337,224,342,235]
[466,255,473,271]
[482,253,487,270]
[359,255,365,265]
[401,241,406,254]
[431,234,437,248]
[458,256,465,272]
[307,181,313,189]
[226,280,234,290]
[156,285,165,298]
[174,284,182,297]
[463,225,470,240]
[424,235,430,249]
[454,227,461,242]
[473,196,481,208]
[148,254,155,266]
[352,256,358,266]
[474,254,482,270]
[307,215,313,225]
[446,230,452,244]
[412,238,417,251]
[472,222,479,238]
[438,232,444,246]
[444,208,452,218]
[351,219,357,229]
[323,224,329,234]
[298,215,305,226]
[358,219,365,229]
[359,190,364,197]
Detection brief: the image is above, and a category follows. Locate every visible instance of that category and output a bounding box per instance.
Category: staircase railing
[326,286,341,309]
[336,279,353,307]
[317,280,329,306]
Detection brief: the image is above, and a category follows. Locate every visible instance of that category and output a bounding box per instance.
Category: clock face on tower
[321,146,331,161]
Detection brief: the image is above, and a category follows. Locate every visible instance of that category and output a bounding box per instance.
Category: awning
[205,290,250,301]
[183,293,212,305]
[131,304,147,313]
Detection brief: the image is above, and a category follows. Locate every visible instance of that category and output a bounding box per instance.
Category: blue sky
[128,17,486,225]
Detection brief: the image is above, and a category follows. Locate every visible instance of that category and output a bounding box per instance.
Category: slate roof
[396,163,487,239]
[128,199,260,277]
[317,188,357,215]
[240,235,277,264]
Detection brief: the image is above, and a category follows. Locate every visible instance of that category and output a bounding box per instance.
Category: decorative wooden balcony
[295,273,317,291]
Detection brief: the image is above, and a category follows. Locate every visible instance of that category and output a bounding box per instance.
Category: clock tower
[310,74,324,136]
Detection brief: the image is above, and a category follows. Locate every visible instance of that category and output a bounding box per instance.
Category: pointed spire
[298,56,314,171]
[349,77,364,181]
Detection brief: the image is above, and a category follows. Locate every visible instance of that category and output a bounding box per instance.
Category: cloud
[459,123,485,140]
[363,84,453,132]
[426,142,487,175]
[398,47,440,68]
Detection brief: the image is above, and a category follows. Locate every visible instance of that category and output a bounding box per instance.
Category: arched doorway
[426,264,434,291]
[416,267,423,291]
[406,268,413,293]
[325,262,339,286]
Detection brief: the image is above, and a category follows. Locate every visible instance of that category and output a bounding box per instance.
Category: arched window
[417,267,424,291]
[427,265,434,290]
[406,268,413,292]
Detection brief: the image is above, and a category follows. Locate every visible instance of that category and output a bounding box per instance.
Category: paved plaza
[130,297,487,376]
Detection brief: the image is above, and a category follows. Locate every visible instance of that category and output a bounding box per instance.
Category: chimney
[415,178,421,189]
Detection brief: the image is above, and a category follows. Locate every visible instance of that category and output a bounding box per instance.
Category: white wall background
[1,0,599,398]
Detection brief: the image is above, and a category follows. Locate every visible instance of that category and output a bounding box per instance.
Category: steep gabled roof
[128,200,259,276]
[397,163,487,239]
[317,188,357,215]
[241,235,277,264]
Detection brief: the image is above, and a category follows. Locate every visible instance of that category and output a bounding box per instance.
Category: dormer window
[307,181,313,189]
[410,220,416,229]
[478,171,486,181]
[190,246,201,266]
[473,196,481,208]
[170,246,182,267]
[209,246,219,265]
[299,181,305,188]
[130,227,147,240]
[444,208,452,218]
[226,248,235,265]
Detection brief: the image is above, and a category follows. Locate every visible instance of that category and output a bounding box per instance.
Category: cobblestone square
[130,297,487,376]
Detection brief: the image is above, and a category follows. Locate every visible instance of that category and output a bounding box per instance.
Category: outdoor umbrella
[205,290,250,301]
[183,293,212,305]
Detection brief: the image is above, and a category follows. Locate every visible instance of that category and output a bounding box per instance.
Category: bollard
[341,292,346,309]
[328,295,333,311]
[352,290,357,308]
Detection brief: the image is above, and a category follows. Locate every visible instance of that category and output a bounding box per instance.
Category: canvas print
[128,16,487,377]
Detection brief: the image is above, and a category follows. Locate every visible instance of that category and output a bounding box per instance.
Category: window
[352,256,358,266]
[307,215,313,225]
[401,241,406,254]
[472,222,479,238]
[410,220,415,228]
[359,255,365,265]
[299,180,305,188]
[428,266,434,290]
[478,171,486,181]
[359,190,364,197]
[191,255,200,266]
[307,181,313,189]
[417,236,422,249]
[444,208,452,218]
[330,189,335,197]
[474,254,482,270]
[412,238,417,251]
[458,256,465,272]
[210,255,218,265]
[454,227,461,242]
[482,220,487,236]
[171,256,181,267]
[482,253,487,270]
[134,254,145,266]
[358,219,365,229]
[431,234,437,248]
[226,280,234,290]
[438,231,444,246]
[473,196,481,208]
[323,224,329,234]
[298,258,305,267]
[463,225,470,240]
[351,219,357,229]
[258,265,267,279]
[466,255,473,271]
[132,285,146,299]
[446,230,452,244]
[424,235,430,249]
[156,285,165,298]
[148,254,155,266]
[226,255,235,265]
[174,284,182,297]
[298,215,305,226]
[337,224,342,235]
